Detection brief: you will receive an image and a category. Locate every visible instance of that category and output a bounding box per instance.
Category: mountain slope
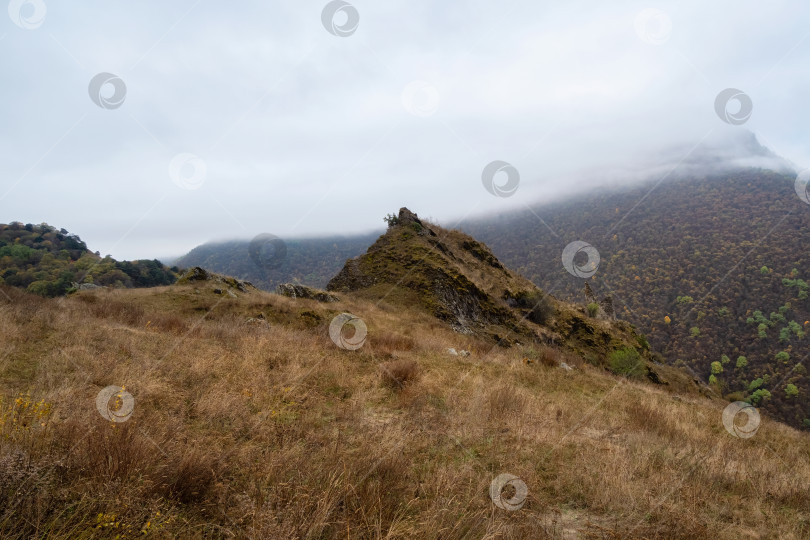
[174,232,378,291]
[1,239,808,537]
[462,168,810,429]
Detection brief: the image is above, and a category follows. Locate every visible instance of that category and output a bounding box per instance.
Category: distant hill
[174,232,379,291]
[462,168,810,429]
[0,222,178,297]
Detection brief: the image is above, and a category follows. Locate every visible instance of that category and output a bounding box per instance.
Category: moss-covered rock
[177,267,253,292]
[276,283,339,303]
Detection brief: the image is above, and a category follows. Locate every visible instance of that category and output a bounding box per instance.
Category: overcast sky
[2,0,810,260]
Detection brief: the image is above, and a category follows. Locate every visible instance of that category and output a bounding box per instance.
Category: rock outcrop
[599,296,616,321]
[276,283,339,303]
[584,282,596,305]
[177,266,253,292]
[71,282,103,291]
[584,282,616,321]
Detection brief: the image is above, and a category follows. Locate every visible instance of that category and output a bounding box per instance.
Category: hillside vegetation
[0,222,178,297]
[1,212,808,538]
[463,169,810,430]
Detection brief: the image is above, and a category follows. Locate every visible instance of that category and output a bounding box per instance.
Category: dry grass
[379,359,420,390]
[0,283,808,538]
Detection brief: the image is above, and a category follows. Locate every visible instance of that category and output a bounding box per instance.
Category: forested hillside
[462,169,810,429]
[0,222,178,297]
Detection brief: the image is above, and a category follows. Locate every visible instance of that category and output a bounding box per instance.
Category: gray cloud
[2,1,810,259]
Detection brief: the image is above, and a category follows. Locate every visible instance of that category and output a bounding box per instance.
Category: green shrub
[736,356,747,369]
[383,213,400,227]
[608,347,645,378]
[748,378,764,391]
[752,311,771,326]
[749,388,771,405]
[587,302,600,317]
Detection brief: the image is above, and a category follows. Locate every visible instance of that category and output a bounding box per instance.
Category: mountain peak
[396,207,422,226]
[326,209,671,383]
[680,129,795,174]
[328,208,528,340]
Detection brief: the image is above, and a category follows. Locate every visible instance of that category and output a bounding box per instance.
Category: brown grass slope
[0,224,807,537]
